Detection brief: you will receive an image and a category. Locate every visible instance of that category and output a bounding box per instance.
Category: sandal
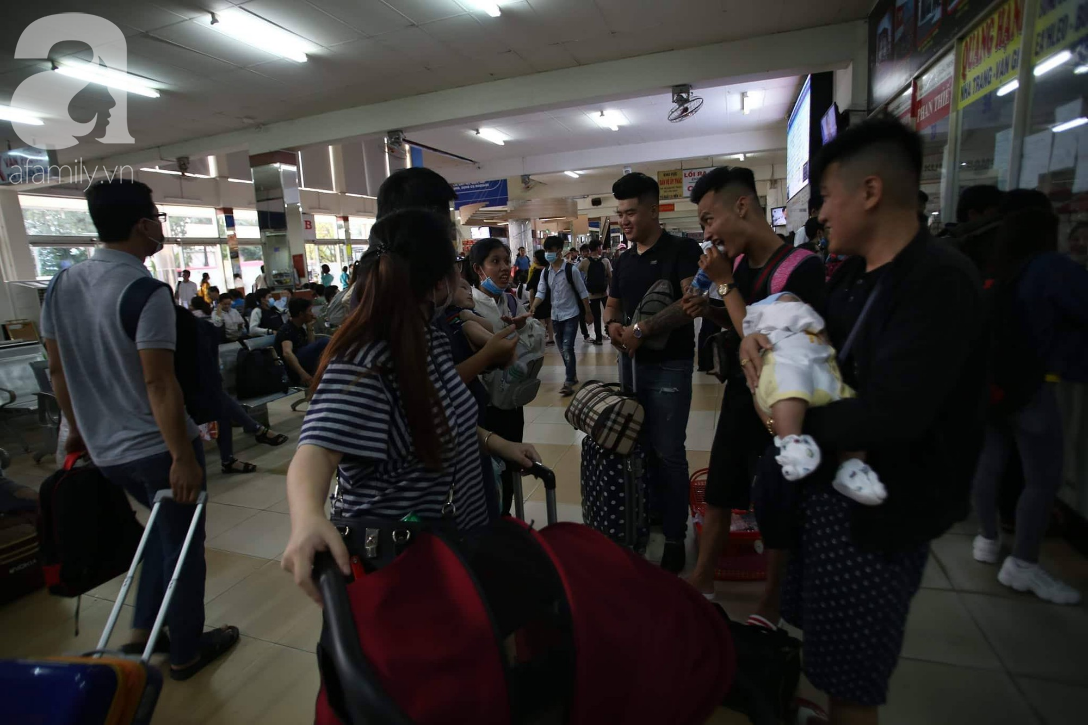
[120,632,170,656]
[169,625,240,681]
[221,457,257,474]
[254,428,289,447]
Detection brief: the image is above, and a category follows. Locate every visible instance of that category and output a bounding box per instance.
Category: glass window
[916,53,955,228]
[304,243,353,285]
[233,209,261,239]
[314,213,341,240]
[348,216,374,243]
[19,195,97,236]
[239,245,265,290]
[160,205,219,239]
[145,244,227,295]
[31,245,96,279]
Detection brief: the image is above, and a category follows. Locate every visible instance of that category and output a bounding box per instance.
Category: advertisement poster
[451,179,509,209]
[657,169,683,200]
[895,0,916,59]
[1032,0,1088,62]
[683,167,713,197]
[957,0,1024,110]
[917,0,943,48]
[915,52,955,130]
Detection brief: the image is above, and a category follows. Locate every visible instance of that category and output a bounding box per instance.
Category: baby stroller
[311,463,797,725]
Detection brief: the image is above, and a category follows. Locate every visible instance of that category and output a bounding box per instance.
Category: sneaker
[997,556,1082,604]
[591,338,604,346]
[972,535,1001,564]
[559,383,575,397]
[832,458,887,506]
[660,540,685,574]
[774,434,821,481]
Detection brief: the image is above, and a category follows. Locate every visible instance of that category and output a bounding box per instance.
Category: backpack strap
[769,248,817,295]
[564,261,576,292]
[750,244,794,301]
[505,291,518,317]
[119,277,172,341]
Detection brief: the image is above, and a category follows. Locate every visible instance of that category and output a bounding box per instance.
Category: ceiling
[410,76,802,166]
[0,0,870,162]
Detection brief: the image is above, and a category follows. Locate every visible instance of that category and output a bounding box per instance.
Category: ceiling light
[0,105,44,125]
[140,167,212,178]
[1054,116,1088,133]
[203,9,311,63]
[741,90,764,115]
[1076,65,1088,75]
[54,60,160,98]
[742,93,751,115]
[594,110,624,131]
[736,153,746,161]
[476,128,507,145]
[996,79,1019,97]
[1035,49,1072,77]
[470,2,502,16]
[564,171,580,178]
[228,178,253,184]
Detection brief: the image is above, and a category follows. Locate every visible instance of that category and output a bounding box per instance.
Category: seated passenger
[248,288,283,336]
[190,296,211,319]
[211,294,247,341]
[273,298,328,386]
[281,209,540,604]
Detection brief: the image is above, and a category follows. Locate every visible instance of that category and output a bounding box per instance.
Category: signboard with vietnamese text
[657,169,683,200]
[915,52,955,130]
[957,0,1025,110]
[683,167,713,197]
[888,86,914,126]
[452,179,509,210]
[1032,0,1088,62]
[0,147,57,185]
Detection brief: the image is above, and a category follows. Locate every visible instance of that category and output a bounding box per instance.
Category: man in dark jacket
[740,118,985,722]
[941,184,1005,274]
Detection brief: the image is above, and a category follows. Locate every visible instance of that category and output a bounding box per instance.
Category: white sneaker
[774,435,821,481]
[997,556,1082,604]
[972,535,1001,564]
[832,458,887,506]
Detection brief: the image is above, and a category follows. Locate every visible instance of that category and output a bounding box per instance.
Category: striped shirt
[298,329,488,530]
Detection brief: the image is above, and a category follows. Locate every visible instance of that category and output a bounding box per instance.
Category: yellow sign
[957,0,1025,110]
[657,169,683,200]
[1033,0,1088,62]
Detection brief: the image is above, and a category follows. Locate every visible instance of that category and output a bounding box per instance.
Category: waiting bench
[218,336,305,426]
[0,344,58,459]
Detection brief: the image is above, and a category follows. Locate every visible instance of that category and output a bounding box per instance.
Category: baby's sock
[774,435,821,481]
[832,459,888,506]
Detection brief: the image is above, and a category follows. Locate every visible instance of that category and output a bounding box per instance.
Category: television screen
[786,76,812,200]
[820,103,839,144]
[771,207,787,227]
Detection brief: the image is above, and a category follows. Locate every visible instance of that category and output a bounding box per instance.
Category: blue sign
[452,179,508,209]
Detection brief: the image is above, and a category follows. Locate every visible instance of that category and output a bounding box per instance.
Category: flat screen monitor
[770,206,787,227]
[820,103,839,144]
[786,76,812,200]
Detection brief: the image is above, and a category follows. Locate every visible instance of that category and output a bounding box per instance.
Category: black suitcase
[578,361,649,552]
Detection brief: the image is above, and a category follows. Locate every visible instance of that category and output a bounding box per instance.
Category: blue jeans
[627,357,693,541]
[554,316,580,385]
[99,438,207,666]
[217,392,264,464]
[287,338,331,384]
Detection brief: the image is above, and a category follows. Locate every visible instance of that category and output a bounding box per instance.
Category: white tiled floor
[2,338,1087,723]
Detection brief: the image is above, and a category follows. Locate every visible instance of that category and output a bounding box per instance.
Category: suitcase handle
[510,462,557,526]
[312,552,414,725]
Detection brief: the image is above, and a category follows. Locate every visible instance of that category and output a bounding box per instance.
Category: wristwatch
[717,282,735,298]
[632,322,644,339]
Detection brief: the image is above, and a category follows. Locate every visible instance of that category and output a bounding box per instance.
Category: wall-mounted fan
[668,85,703,123]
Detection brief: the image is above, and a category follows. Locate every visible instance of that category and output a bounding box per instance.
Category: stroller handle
[312,552,414,725]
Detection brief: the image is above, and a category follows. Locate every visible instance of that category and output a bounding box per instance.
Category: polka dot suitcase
[579,436,649,553]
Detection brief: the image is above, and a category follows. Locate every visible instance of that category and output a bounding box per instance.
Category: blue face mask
[481,277,505,295]
[544,252,558,263]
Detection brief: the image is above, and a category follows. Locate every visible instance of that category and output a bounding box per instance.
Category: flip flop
[221,458,257,474]
[119,632,170,656]
[169,625,240,681]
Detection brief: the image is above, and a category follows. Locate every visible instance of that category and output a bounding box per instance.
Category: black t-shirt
[732,246,827,312]
[609,230,702,364]
[274,320,309,361]
[824,263,889,387]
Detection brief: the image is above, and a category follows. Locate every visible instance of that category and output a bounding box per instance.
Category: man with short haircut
[41,179,238,680]
[175,269,197,308]
[530,235,593,396]
[603,172,703,572]
[684,166,825,612]
[945,184,1007,274]
[514,246,531,286]
[577,239,612,345]
[738,118,984,723]
[274,297,328,386]
[211,293,247,341]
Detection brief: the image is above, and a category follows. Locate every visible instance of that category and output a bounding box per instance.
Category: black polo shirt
[609,230,702,364]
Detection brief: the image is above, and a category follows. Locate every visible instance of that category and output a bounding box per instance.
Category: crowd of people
[36,115,1088,723]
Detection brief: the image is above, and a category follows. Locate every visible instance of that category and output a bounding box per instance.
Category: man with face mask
[40,179,239,680]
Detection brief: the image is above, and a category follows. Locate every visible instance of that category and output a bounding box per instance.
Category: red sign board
[659,203,676,212]
[915,53,954,131]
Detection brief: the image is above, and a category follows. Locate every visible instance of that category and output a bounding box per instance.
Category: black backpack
[584,258,607,294]
[37,456,143,603]
[120,277,224,424]
[986,270,1045,416]
[235,347,289,400]
[542,263,577,308]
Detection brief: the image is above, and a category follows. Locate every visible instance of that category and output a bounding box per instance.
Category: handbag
[630,279,675,351]
[565,380,644,456]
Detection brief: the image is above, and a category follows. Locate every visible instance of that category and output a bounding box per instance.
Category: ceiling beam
[35,20,863,183]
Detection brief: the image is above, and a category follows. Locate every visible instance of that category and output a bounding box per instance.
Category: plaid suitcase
[565,382,644,457]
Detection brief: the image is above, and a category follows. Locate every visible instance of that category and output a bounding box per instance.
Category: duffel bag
[565,380,644,456]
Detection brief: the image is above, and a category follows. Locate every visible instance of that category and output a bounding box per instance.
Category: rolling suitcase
[0,490,207,725]
[578,361,649,552]
[509,461,558,526]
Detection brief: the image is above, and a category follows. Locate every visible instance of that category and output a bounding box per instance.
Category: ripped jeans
[628,357,693,541]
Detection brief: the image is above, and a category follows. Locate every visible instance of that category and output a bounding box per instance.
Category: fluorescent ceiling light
[564,171,580,178]
[140,167,211,178]
[0,105,44,125]
[741,90,764,115]
[476,128,507,145]
[594,110,625,131]
[228,177,253,184]
[344,193,375,198]
[203,9,311,63]
[1054,116,1088,133]
[996,79,1019,97]
[1035,49,1072,77]
[1076,65,1088,75]
[54,60,160,98]
[735,153,746,161]
[470,2,502,16]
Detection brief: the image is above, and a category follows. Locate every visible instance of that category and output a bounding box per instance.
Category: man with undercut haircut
[737,117,984,723]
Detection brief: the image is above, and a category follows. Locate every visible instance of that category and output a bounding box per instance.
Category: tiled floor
[2,338,1087,723]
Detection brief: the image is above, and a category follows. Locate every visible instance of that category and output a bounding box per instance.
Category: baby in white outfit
[743,293,886,506]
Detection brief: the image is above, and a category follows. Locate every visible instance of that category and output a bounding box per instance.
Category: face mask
[544,252,558,263]
[481,276,505,295]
